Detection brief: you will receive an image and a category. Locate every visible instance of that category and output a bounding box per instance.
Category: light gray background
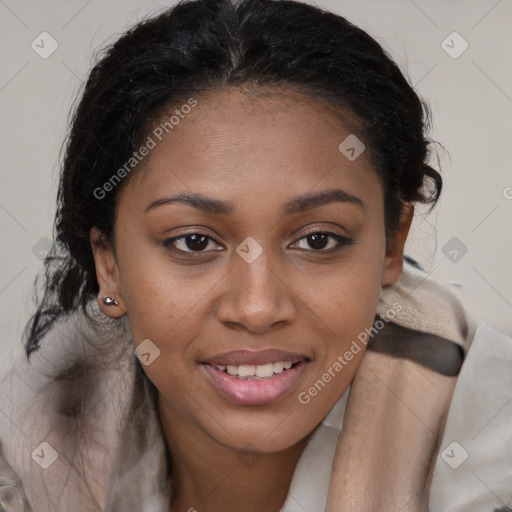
[1,0,511,375]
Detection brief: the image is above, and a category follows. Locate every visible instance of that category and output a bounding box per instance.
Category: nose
[216,249,296,334]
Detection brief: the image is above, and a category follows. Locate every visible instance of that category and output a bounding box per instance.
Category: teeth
[255,363,274,377]
[238,365,256,377]
[217,361,296,378]
[226,365,238,376]
[273,362,284,374]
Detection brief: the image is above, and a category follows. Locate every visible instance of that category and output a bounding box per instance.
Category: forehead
[118,87,381,210]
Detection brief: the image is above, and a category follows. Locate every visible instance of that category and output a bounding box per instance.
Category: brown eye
[293,231,353,252]
[163,233,221,253]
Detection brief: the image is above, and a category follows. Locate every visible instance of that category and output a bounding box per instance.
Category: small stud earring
[101,295,119,307]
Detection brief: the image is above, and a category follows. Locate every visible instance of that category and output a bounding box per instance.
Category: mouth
[212,360,300,379]
[200,349,310,406]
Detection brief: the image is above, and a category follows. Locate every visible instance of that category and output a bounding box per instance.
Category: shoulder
[429,322,512,511]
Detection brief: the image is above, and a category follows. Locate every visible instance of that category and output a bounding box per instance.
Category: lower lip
[201,361,308,406]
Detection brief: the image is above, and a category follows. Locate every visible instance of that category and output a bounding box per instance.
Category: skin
[91,88,414,512]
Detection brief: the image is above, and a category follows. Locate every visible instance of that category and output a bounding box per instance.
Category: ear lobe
[381,202,415,286]
[90,227,126,317]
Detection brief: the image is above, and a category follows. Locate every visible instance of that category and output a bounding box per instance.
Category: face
[91,88,412,453]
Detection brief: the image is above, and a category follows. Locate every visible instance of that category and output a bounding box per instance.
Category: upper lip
[203,349,310,366]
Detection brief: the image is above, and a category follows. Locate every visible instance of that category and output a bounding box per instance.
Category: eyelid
[298,226,347,238]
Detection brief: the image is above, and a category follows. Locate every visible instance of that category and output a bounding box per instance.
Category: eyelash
[162,229,353,256]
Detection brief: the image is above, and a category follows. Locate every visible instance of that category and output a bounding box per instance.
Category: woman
[0,0,510,511]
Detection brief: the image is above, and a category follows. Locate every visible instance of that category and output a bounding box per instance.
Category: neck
[158,394,311,512]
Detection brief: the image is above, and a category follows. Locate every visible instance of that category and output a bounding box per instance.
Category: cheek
[310,244,384,340]
[115,239,221,342]
[310,269,381,387]
[327,265,382,330]
[305,242,385,394]
[294,270,382,423]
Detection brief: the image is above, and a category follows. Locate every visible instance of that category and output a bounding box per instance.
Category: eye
[291,229,353,252]
[163,233,223,254]
[163,229,353,256]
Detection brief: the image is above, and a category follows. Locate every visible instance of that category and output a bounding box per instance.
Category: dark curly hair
[24,0,442,357]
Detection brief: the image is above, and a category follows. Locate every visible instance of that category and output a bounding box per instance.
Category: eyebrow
[144,188,364,215]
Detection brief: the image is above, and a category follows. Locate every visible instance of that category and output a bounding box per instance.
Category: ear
[90,227,126,318]
[381,202,415,286]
